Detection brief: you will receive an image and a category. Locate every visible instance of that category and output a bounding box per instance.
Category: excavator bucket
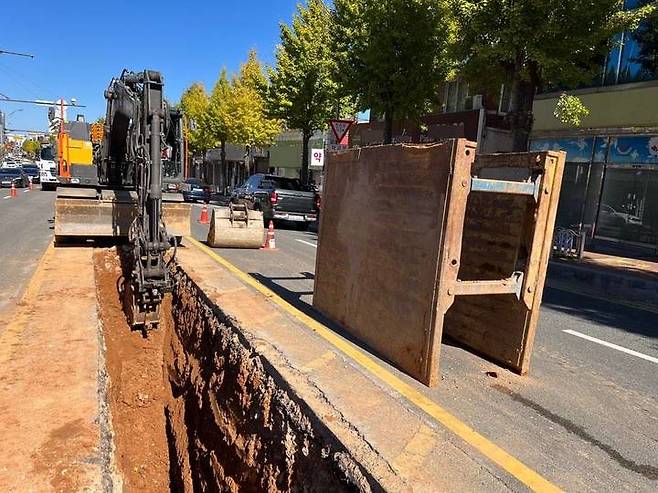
[207,204,264,248]
[55,187,191,240]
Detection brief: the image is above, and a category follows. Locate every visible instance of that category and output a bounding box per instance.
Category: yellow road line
[186,236,563,493]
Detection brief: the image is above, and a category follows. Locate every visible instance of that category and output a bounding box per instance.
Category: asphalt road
[0,186,56,313]
[191,205,657,492]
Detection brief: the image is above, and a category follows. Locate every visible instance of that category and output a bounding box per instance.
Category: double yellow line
[186,236,562,492]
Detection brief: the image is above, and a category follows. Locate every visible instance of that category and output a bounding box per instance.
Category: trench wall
[164,265,379,492]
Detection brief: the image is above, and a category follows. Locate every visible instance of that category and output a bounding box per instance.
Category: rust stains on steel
[314,140,566,387]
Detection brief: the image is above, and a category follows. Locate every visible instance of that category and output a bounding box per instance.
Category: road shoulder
[0,244,109,491]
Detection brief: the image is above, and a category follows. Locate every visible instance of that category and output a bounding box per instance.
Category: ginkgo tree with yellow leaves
[180,50,280,180]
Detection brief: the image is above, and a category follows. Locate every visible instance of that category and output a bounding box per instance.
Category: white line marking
[563,329,658,364]
[23,189,29,193]
[295,239,317,248]
[2,196,10,200]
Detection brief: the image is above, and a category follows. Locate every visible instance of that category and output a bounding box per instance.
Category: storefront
[531,135,658,253]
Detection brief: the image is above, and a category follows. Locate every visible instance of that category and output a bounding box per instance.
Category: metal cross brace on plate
[470,176,541,201]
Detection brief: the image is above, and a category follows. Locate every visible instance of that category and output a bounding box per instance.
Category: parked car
[21,164,41,184]
[1,159,20,169]
[0,168,30,188]
[180,178,212,202]
[231,174,319,227]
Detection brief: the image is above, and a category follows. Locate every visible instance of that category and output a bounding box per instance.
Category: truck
[231,173,320,228]
[37,144,59,190]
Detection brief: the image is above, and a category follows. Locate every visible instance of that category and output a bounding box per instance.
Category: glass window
[529,137,594,163]
[596,168,658,245]
[607,135,658,164]
[592,136,610,163]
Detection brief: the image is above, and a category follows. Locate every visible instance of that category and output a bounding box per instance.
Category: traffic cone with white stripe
[10,182,17,198]
[261,220,277,250]
[28,177,33,191]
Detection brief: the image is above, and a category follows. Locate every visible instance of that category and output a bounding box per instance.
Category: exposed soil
[93,248,172,492]
[93,246,377,492]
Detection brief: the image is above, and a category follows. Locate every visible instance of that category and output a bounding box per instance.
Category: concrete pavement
[191,204,658,492]
[0,187,56,313]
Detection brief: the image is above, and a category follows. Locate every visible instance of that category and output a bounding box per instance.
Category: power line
[0,97,85,108]
[0,49,34,59]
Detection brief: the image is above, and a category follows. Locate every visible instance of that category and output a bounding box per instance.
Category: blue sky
[1,0,300,132]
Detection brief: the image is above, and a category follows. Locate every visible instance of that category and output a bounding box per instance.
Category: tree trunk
[508,61,536,152]
[301,130,311,186]
[383,111,393,145]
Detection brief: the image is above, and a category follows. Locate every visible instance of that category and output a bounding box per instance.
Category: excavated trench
[93,248,377,492]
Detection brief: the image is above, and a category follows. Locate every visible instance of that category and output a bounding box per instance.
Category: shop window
[596,168,658,245]
[608,135,658,164]
[529,137,594,163]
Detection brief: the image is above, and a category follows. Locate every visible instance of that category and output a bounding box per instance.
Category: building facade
[269,129,325,182]
[531,4,658,255]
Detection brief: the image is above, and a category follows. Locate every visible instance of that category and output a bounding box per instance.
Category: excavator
[55,70,191,329]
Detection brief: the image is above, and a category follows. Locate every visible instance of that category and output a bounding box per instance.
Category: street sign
[329,119,354,143]
[328,143,348,151]
[310,148,325,168]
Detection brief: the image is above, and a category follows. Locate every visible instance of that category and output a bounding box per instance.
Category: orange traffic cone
[28,177,33,191]
[198,203,210,224]
[10,182,17,198]
[261,220,277,250]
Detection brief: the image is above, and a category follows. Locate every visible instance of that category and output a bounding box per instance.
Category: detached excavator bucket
[207,204,264,248]
[55,187,191,240]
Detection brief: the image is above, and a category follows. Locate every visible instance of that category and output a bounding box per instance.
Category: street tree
[230,51,280,173]
[22,139,40,158]
[207,70,234,177]
[452,0,658,151]
[269,0,340,185]
[333,0,454,144]
[179,83,215,159]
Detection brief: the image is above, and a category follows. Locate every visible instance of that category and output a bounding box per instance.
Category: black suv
[231,174,320,227]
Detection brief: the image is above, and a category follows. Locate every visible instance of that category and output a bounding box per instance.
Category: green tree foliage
[554,93,590,127]
[333,0,454,144]
[180,83,215,156]
[22,139,40,158]
[269,0,341,184]
[453,0,658,151]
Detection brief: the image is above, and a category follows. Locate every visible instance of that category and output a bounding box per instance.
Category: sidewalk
[547,251,658,312]
[0,245,109,492]
[175,238,562,492]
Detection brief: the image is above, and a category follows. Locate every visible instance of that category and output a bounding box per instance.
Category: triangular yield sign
[329,119,354,143]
